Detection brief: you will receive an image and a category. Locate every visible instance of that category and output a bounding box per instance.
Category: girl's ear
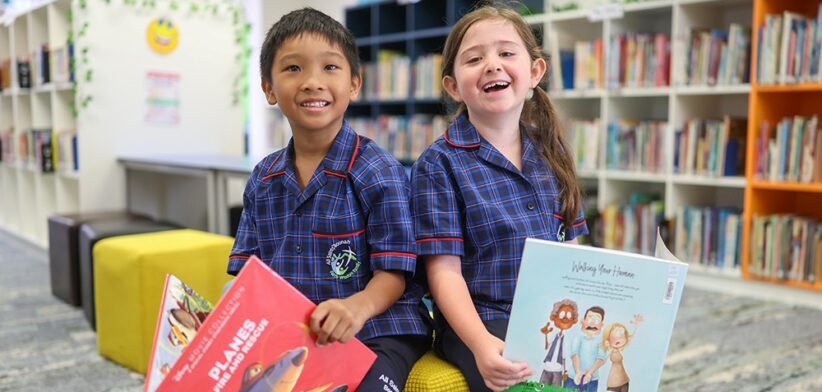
[442,75,462,102]
[350,73,362,100]
[530,57,547,88]
[261,80,277,105]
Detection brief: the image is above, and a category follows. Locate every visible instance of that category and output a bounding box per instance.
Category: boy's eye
[325,64,340,71]
[285,65,301,72]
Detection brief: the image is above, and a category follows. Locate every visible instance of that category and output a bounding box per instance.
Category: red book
[154,256,376,392]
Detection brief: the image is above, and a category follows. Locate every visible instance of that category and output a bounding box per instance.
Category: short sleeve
[356,163,417,274]
[410,157,464,256]
[564,204,589,241]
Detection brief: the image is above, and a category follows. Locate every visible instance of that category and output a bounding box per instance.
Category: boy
[228,8,431,391]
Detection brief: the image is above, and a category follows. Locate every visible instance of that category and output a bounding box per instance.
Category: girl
[411,4,588,392]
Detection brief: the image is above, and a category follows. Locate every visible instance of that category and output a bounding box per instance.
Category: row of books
[674,206,742,271]
[754,115,822,183]
[348,114,446,162]
[682,24,751,86]
[757,5,822,85]
[0,43,74,90]
[550,39,605,91]
[750,214,822,283]
[550,0,656,12]
[673,116,747,177]
[606,120,666,173]
[566,118,600,172]
[608,32,670,89]
[0,129,77,173]
[600,192,665,256]
[359,51,442,101]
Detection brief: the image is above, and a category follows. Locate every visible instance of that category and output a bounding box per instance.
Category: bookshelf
[0,0,76,247]
[0,0,245,248]
[743,0,822,290]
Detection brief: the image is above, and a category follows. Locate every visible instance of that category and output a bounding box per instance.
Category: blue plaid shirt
[229,121,431,341]
[411,113,588,321]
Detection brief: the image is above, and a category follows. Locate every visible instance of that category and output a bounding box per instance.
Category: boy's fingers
[309,306,329,335]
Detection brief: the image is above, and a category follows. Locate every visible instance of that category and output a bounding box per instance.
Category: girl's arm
[426,254,532,391]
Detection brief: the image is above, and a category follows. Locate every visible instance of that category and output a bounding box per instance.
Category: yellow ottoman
[93,229,233,374]
[405,351,469,391]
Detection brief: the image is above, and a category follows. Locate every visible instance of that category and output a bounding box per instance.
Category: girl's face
[609,326,629,349]
[444,18,545,122]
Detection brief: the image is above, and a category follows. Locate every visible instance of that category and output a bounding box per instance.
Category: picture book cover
[144,275,214,392]
[503,235,687,392]
[154,256,377,392]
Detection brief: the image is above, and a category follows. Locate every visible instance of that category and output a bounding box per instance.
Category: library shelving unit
[528,0,752,272]
[0,0,76,247]
[742,0,822,291]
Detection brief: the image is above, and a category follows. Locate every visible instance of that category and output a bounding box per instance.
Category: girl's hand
[310,297,367,345]
[471,333,533,391]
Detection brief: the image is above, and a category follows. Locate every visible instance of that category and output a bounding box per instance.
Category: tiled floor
[1,228,821,392]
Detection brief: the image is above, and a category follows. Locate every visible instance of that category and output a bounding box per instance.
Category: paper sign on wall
[146,71,180,125]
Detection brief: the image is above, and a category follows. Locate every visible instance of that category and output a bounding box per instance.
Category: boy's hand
[309,297,368,345]
[471,333,532,392]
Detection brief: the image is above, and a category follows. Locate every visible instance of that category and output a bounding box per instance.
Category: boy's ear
[349,73,362,100]
[442,75,461,102]
[530,57,547,88]
[261,80,277,105]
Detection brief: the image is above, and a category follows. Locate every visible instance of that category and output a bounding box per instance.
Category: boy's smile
[262,34,361,136]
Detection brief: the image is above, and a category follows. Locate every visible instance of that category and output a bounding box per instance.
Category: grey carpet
[1,228,821,391]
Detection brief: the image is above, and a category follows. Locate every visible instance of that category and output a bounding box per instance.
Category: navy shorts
[360,334,431,391]
[433,308,510,392]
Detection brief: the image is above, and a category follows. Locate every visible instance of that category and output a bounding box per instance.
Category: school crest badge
[326,240,360,280]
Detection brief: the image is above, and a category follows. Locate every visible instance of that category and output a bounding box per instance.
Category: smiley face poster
[146,17,179,55]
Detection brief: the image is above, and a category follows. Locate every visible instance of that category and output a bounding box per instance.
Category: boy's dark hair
[259,8,360,83]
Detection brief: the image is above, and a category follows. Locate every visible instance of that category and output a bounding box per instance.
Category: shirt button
[295,210,302,217]
[527,203,535,211]
[296,244,302,254]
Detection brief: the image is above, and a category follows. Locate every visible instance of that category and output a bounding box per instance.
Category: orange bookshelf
[743,0,822,290]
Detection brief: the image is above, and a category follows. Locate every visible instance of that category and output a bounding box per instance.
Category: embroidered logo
[326,239,360,280]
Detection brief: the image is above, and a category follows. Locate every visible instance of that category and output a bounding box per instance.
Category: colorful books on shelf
[681,24,751,87]
[750,214,822,284]
[350,114,445,162]
[674,206,742,271]
[55,130,78,173]
[601,193,665,256]
[359,52,443,101]
[566,118,600,172]
[606,120,665,173]
[754,115,822,182]
[674,116,747,177]
[757,4,822,85]
[148,256,376,392]
[607,32,670,89]
[503,235,687,392]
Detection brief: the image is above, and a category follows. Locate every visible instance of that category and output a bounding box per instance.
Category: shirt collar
[262,120,360,178]
[443,112,481,149]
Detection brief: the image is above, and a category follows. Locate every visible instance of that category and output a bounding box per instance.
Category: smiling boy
[228,8,432,391]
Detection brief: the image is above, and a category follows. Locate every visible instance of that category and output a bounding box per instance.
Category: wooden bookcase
[742,0,822,291]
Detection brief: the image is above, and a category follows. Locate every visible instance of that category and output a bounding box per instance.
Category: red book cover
[156,256,376,392]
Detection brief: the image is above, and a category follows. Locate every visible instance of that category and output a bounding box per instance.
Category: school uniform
[411,112,588,391]
[229,121,432,391]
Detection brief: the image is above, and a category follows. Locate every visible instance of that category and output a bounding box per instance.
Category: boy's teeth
[302,101,328,107]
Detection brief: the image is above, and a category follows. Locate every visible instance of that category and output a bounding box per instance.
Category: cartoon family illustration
[539,299,642,392]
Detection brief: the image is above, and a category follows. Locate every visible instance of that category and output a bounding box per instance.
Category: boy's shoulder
[347,134,405,177]
[249,148,288,182]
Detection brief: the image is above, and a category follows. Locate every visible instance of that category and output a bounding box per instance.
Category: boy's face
[262,33,361,136]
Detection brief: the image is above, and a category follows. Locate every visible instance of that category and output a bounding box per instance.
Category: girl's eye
[500,51,514,57]
[325,64,340,71]
[286,65,300,72]
[466,57,480,64]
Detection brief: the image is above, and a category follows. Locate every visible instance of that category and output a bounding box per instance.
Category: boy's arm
[310,269,404,345]
[227,166,262,276]
[427,254,531,391]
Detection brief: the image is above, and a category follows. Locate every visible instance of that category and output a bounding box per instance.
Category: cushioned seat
[405,351,469,392]
[79,218,180,330]
[47,211,146,306]
[93,229,233,374]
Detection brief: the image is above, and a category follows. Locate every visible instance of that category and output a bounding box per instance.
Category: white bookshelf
[0,0,74,246]
[533,0,753,274]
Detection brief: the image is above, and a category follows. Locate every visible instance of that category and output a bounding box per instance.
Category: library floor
[2,230,822,392]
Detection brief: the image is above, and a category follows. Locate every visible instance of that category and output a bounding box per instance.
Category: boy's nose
[300,72,325,91]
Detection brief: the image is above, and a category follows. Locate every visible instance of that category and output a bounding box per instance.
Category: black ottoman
[79,219,180,330]
[47,212,147,306]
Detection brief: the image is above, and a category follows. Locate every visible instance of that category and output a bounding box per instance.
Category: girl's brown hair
[441,4,582,226]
